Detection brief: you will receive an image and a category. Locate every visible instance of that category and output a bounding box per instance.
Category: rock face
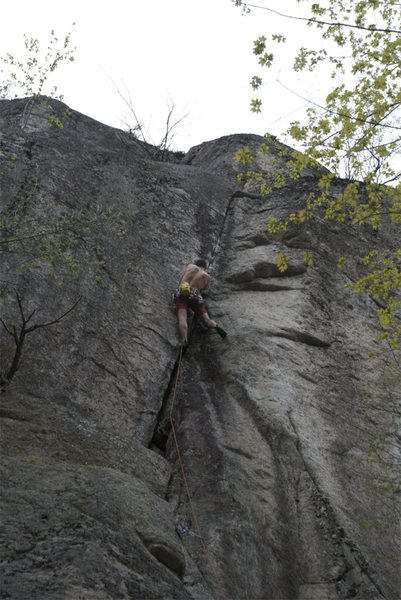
[0,98,400,600]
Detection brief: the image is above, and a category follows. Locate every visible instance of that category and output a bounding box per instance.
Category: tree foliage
[233,0,401,348]
[0,26,76,129]
[0,27,76,101]
[0,29,132,387]
[233,4,401,572]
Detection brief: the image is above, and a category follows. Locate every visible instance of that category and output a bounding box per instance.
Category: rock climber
[173,259,227,345]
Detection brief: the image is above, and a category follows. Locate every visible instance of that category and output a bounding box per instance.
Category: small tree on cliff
[232,0,401,350]
[111,80,188,161]
[0,294,81,389]
[0,26,76,128]
[0,29,78,389]
[0,29,131,389]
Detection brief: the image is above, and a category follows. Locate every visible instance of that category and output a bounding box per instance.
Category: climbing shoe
[215,325,227,339]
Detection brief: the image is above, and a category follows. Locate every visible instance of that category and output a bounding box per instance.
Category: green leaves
[276,252,289,272]
[234,146,254,166]
[253,35,267,56]
[0,26,76,101]
[250,75,263,90]
[0,162,133,292]
[243,1,401,184]
[0,27,77,131]
[250,98,263,113]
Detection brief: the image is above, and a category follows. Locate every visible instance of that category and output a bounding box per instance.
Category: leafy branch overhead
[233,0,401,349]
[236,0,401,184]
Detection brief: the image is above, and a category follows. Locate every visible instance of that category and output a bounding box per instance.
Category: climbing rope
[169,345,228,600]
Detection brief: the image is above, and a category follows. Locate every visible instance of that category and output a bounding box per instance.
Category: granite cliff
[0,97,400,600]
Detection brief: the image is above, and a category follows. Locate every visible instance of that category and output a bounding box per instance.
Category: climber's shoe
[215,325,227,339]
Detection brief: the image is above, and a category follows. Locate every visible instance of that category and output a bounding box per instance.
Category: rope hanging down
[169,345,228,600]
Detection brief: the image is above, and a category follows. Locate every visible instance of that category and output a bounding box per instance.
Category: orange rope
[169,345,228,600]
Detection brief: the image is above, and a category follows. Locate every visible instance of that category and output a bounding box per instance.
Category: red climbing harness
[173,286,208,317]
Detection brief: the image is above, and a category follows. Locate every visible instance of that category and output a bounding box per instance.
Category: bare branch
[241,2,401,34]
[277,79,401,131]
[26,296,81,333]
[16,292,26,324]
[1,295,81,388]
[0,318,14,337]
[382,172,401,185]
[109,78,187,161]
[157,98,188,160]
[108,76,155,152]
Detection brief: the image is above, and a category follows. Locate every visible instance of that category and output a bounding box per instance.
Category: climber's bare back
[180,263,210,291]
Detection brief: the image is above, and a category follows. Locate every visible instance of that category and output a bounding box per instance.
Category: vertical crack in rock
[150,191,234,455]
[149,348,186,454]
[25,137,36,159]
[208,194,236,270]
[146,194,237,597]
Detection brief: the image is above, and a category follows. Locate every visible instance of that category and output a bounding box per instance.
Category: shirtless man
[173,259,227,345]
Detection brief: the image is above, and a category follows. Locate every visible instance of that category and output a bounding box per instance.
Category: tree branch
[26,296,81,333]
[0,318,14,337]
[277,79,401,131]
[1,295,81,388]
[241,2,401,34]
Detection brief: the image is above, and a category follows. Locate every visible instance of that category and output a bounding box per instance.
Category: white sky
[1,0,326,152]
